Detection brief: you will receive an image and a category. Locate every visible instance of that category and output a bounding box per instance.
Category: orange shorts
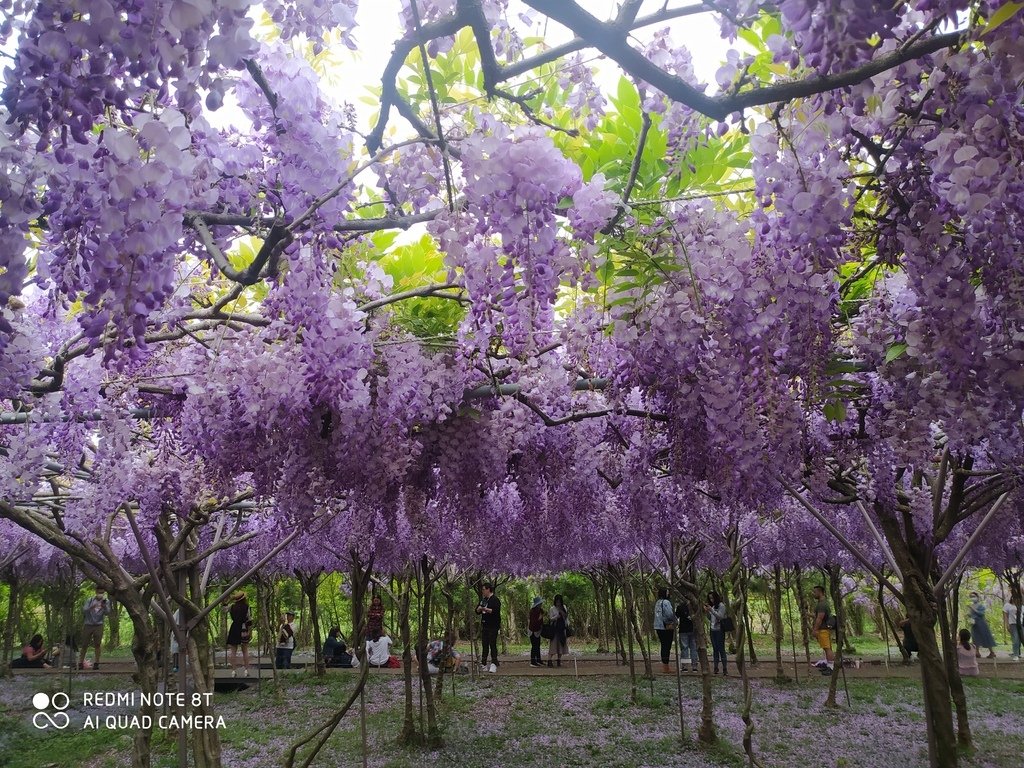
[816,629,832,651]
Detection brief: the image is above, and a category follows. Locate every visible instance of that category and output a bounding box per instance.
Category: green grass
[2,670,1021,767]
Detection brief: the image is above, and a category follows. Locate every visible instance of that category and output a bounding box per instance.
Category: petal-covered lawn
[2,672,1021,767]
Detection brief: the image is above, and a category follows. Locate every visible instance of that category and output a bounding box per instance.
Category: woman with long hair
[548,594,569,668]
[707,591,728,675]
[226,591,252,677]
[957,628,980,677]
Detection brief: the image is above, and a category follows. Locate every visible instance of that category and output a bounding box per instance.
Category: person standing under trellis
[548,594,569,668]
[1003,587,1022,661]
[476,583,501,672]
[707,591,728,676]
[276,610,296,670]
[528,596,544,668]
[967,591,996,658]
[676,600,698,672]
[226,592,252,677]
[367,594,385,639]
[654,587,677,674]
[78,586,110,670]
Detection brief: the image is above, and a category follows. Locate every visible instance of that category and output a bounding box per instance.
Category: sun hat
[532,596,543,608]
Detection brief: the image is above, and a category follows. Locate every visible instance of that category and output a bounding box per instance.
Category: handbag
[540,623,555,640]
[720,616,735,633]
[240,623,252,643]
[564,625,574,639]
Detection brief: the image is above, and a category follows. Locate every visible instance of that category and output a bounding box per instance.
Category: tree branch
[521,0,965,120]
[357,282,467,312]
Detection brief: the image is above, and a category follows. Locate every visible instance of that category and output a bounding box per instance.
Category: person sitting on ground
[957,628,980,677]
[324,626,344,664]
[324,627,358,667]
[11,634,51,669]
[424,635,462,674]
[366,628,394,668]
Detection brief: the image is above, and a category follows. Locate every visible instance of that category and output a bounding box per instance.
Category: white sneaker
[242,668,249,677]
[488,663,497,673]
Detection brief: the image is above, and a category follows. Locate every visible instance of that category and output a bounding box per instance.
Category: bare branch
[521,0,965,121]
[357,282,467,312]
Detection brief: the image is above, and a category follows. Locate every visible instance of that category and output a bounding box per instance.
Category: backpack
[278,623,294,646]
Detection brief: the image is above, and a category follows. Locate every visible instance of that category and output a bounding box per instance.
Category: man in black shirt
[476,583,501,672]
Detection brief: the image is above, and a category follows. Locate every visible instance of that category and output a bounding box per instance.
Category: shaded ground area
[2,667,1022,768]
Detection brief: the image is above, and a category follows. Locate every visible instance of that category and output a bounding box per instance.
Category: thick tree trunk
[681,573,716,745]
[772,566,786,681]
[590,573,609,654]
[607,575,627,664]
[825,565,844,708]
[623,575,652,680]
[874,503,958,768]
[936,577,972,748]
[0,577,19,679]
[794,566,811,664]
[185,549,222,768]
[120,594,159,768]
[727,534,761,767]
[297,571,324,676]
[106,599,121,651]
[416,557,442,747]
[397,569,417,746]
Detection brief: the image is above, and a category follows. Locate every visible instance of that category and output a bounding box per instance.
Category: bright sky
[336,0,730,128]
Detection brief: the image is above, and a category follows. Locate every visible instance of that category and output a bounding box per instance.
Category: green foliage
[378,235,465,341]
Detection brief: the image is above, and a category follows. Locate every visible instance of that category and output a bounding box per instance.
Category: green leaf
[823,401,848,423]
[884,342,908,363]
[983,1,1024,34]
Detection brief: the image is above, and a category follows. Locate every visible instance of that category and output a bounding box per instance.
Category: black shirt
[675,603,694,633]
[479,595,501,628]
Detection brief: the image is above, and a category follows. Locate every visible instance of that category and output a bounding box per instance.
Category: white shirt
[366,636,393,666]
[1004,602,1021,626]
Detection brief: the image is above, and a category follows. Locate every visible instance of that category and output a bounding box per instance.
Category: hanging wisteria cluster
[1,2,1023,765]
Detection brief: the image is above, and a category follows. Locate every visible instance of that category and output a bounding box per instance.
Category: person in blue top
[654,587,677,673]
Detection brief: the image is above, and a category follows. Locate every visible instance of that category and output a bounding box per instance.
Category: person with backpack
[811,585,835,672]
[276,610,296,669]
[676,600,698,672]
[707,591,729,675]
[654,587,677,673]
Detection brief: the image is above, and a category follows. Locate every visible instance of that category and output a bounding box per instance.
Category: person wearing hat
[528,596,544,668]
[225,591,252,676]
[276,610,297,669]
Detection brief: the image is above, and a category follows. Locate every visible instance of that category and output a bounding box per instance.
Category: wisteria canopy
[0,1,1022,767]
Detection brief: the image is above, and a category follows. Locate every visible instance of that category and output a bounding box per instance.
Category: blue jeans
[678,632,698,668]
[710,629,727,672]
[1011,625,1021,658]
[276,647,293,669]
